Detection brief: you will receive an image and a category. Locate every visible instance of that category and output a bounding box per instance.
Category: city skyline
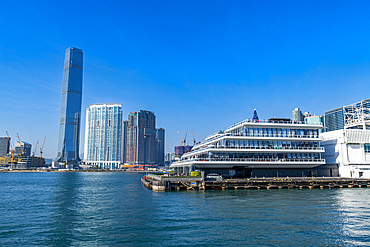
[1,1,370,158]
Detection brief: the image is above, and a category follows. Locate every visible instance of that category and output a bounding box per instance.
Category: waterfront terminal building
[321,129,370,178]
[320,100,370,178]
[170,114,330,177]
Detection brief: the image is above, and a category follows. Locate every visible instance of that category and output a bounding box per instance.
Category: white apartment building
[84,103,123,169]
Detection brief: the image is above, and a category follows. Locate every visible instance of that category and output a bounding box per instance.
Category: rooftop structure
[171,112,327,178]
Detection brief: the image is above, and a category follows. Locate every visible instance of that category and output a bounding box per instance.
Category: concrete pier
[141,175,370,191]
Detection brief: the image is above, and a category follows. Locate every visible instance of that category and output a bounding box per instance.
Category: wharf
[141,175,370,191]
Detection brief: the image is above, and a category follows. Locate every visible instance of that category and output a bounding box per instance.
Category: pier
[141,174,370,191]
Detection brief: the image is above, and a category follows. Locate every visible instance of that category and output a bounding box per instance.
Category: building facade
[126,110,156,165]
[171,115,328,177]
[325,98,370,132]
[155,128,165,166]
[292,108,304,122]
[56,47,83,166]
[321,129,370,178]
[305,116,325,133]
[0,137,9,157]
[122,120,128,164]
[14,141,32,157]
[84,103,123,169]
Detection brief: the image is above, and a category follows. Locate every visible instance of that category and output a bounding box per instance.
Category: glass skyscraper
[84,103,123,169]
[56,47,83,165]
[325,99,370,132]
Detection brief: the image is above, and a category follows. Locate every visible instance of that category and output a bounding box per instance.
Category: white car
[206,173,223,179]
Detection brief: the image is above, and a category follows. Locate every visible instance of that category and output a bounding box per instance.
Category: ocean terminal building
[170,112,329,177]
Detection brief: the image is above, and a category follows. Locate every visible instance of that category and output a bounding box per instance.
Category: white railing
[227,133,320,139]
[226,119,322,131]
[177,157,325,163]
[218,146,324,151]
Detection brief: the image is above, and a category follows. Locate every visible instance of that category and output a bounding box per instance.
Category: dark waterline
[0,172,369,246]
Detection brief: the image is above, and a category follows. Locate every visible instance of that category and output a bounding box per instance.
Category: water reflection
[334,188,370,246]
[1,173,370,246]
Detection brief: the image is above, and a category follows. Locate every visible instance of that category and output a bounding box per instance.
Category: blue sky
[1,0,370,158]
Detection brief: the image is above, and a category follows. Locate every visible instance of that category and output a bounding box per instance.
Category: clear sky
[1,0,370,158]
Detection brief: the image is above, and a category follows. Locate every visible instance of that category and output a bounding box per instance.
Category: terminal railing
[176,157,325,163]
[225,119,322,131]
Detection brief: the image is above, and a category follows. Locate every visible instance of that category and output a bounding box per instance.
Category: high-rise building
[14,141,32,156]
[292,108,304,122]
[126,110,156,165]
[155,128,165,166]
[122,120,128,164]
[325,98,370,132]
[0,137,10,157]
[56,47,83,165]
[84,103,123,169]
[303,112,311,119]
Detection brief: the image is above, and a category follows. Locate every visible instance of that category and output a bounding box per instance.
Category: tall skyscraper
[56,47,83,165]
[84,103,123,169]
[155,128,165,166]
[292,108,304,122]
[126,110,156,165]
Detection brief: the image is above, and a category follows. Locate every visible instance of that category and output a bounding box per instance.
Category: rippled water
[1,172,370,246]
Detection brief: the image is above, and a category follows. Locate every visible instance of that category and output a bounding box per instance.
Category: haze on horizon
[1,0,370,159]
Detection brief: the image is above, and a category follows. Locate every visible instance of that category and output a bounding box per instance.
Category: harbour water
[1,172,370,246]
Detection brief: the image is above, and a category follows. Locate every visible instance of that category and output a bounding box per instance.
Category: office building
[126,110,156,165]
[292,108,304,122]
[325,98,370,132]
[14,141,32,157]
[165,152,176,167]
[84,103,123,169]
[303,112,311,119]
[122,120,128,164]
[0,137,9,157]
[155,128,165,166]
[305,116,325,133]
[56,47,83,166]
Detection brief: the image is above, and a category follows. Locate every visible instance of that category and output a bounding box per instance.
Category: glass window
[365,144,370,153]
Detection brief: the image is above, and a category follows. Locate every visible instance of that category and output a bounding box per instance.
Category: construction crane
[6,131,14,170]
[32,140,39,156]
[184,130,188,146]
[16,133,24,156]
[192,132,196,145]
[177,130,189,146]
[40,136,46,158]
[177,131,184,146]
